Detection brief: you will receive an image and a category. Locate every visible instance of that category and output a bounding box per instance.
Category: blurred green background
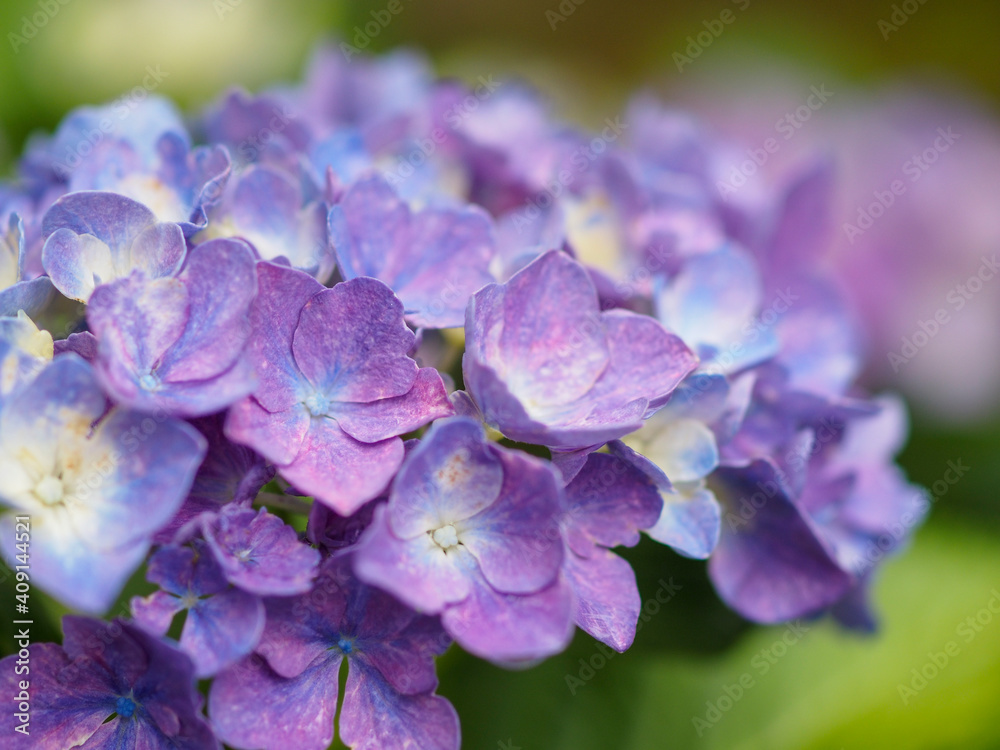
[2,1,998,748]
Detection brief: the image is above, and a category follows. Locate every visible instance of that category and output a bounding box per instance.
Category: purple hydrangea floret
[86,237,258,417]
[0,354,206,612]
[328,174,496,328]
[209,559,459,750]
[41,191,186,303]
[463,249,697,451]
[354,417,574,661]
[201,505,320,596]
[197,163,334,282]
[0,213,53,317]
[226,260,452,515]
[132,542,265,678]
[0,616,217,749]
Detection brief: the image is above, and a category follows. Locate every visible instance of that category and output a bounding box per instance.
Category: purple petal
[225,396,310,467]
[0,644,110,748]
[563,452,662,556]
[280,420,404,515]
[460,447,565,595]
[144,544,228,598]
[339,661,460,750]
[129,220,187,280]
[441,555,574,662]
[709,461,853,622]
[1,523,147,615]
[398,206,495,329]
[222,165,332,277]
[71,407,207,549]
[87,238,256,416]
[646,484,721,559]
[56,616,215,748]
[203,507,320,596]
[187,413,274,505]
[830,578,878,633]
[182,588,266,678]
[351,584,450,695]
[254,569,348,679]
[42,191,157,255]
[40,228,115,302]
[586,310,697,415]
[292,277,417,403]
[53,331,98,362]
[88,274,189,394]
[61,616,146,685]
[242,261,324,413]
[564,547,642,652]
[335,367,452,444]
[488,250,609,409]
[765,157,835,283]
[549,447,594,485]
[0,356,206,612]
[131,590,184,636]
[464,250,695,449]
[41,191,185,301]
[328,175,410,279]
[155,237,256,382]
[331,174,495,328]
[0,276,53,317]
[155,413,274,543]
[307,499,378,552]
[656,243,777,372]
[210,657,338,750]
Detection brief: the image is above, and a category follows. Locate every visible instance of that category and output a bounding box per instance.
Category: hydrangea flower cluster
[0,45,924,749]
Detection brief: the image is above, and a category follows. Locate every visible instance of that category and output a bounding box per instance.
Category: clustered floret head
[0,44,924,750]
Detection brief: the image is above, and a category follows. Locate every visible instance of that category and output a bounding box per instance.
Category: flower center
[179,590,200,610]
[431,524,460,550]
[303,392,332,417]
[33,475,65,506]
[115,694,138,719]
[138,371,160,391]
[337,636,355,655]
